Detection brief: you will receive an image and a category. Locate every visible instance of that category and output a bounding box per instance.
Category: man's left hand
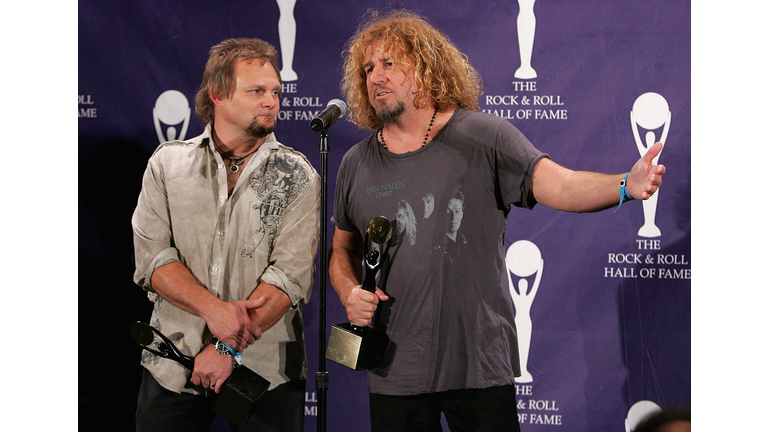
[627,142,666,200]
[190,343,235,394]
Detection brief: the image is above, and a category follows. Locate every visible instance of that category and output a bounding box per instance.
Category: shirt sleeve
[131,148,181,291]
[494,119,550,210]
[330,144,361,233]
[260,157,322,306]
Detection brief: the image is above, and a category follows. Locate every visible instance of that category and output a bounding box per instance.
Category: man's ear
[210,87,226,107]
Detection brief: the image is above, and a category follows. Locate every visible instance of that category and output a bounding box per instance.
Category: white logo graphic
[514,0,537,79]
[630,92,670,238]
[153,90,190,144]
[625,400,662,432]
[277,0,298,81]
[506,240,544,383]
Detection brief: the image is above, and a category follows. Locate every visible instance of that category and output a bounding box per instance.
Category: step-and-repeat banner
[78,1,690,431]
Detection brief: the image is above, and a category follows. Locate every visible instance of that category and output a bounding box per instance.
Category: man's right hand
[344,285,389,327]
[202,296,266,352]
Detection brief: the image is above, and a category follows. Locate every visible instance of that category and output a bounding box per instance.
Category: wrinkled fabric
[132,124,321,394]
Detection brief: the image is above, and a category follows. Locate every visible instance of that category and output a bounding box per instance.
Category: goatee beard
[246,119,275,139]
[375,101,405,125]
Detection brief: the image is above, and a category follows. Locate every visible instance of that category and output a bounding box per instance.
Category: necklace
[379,107,438,151]
[214,142,260,173]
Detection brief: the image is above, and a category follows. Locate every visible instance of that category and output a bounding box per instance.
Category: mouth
[373,87,391,100]
[255,111,277,120]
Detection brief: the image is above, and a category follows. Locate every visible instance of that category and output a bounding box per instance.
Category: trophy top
[131,321,156,347]
[367,216,393,245]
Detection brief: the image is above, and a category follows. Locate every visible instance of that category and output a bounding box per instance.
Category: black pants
[135,368,305,432]
[369,385,520,432]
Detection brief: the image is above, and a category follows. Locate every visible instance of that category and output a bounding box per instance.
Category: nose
[369,66,385,84]
[262,93,278,109]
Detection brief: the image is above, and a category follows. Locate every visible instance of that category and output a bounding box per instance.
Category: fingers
[245,296,267,310]
[190,345,234,393]
[192,374,223,393]
[375,288,390,302]
[224,299,264,350]
[347,286,387,326]
[638,168,666,199]
[643,142,664,161]
[348,303,377,326]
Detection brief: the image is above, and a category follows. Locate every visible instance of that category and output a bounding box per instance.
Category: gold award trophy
[326,217,393,370]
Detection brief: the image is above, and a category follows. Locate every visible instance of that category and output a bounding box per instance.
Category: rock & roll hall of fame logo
[625,400,662,432]
[514,0,537,79]
[153,90,190,144]
[276,0,298,82]
[630,92,670,238]
[506,240,543,383]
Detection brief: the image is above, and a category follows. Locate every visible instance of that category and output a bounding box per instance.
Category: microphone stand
[316,129,330,432]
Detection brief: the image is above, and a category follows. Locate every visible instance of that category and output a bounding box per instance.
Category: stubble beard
[245,117,276,139]
[375,100,406,126]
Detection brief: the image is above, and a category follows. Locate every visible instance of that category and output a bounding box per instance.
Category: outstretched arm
[530,142,665,212]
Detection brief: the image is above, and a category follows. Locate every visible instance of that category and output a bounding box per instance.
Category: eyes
[365,61,394,76]
[249,88,281,98]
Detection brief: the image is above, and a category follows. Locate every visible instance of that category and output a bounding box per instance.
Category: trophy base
[514,66,537,79]
[326,323,390,371]
[214,365,271,426]
[638,224,661,238]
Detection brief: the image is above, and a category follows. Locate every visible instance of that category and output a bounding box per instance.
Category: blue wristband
[617,173,633,210]
[221,340,244,366]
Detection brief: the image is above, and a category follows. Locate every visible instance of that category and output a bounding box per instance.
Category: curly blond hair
[341,10,483,130]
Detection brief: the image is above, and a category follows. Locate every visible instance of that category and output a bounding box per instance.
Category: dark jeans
[369,385,520,432]
[136,368,305,432]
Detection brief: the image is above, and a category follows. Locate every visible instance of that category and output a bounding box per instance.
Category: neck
[380,106,453,154]
[211,126,266,157]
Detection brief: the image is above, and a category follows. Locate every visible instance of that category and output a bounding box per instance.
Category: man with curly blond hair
[329,10,666,431]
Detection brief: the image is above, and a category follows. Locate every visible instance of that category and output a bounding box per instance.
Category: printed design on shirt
[394,199,418,246]
[428,189,467,265]
[379,182,468,268]
[366,181,406,198]
[140,299,172,367]
[241,152,310,258]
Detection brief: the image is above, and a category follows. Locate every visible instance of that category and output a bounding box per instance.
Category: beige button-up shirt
[132,124,320,394]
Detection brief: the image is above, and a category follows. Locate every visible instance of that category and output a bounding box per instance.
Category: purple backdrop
[78,1,690,431]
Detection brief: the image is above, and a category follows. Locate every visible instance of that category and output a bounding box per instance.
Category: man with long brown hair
[329,10,665,431]
[133,38,320,432]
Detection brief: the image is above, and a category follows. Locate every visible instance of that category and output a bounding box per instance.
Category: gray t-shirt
[332,109,549,396]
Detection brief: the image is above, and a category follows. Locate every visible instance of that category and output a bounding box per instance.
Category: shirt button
[218,164,224,169]
[218,231,224,236]
[212,267,219,272]
[220,197,226,202]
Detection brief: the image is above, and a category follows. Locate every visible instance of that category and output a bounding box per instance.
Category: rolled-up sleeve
[131,150,181,291]
[261,164,321,306]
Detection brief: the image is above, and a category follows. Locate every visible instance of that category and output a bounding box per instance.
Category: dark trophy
[326,216,393,370]
[131,321,271,427]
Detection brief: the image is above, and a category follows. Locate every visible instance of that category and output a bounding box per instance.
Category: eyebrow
[246,83,281,92]
[363,56,392,71]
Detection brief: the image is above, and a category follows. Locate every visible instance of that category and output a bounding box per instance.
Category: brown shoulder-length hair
[341,10,483,131]
[194,38,281,125]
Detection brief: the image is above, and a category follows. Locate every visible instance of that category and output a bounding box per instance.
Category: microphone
[310,99,347,132]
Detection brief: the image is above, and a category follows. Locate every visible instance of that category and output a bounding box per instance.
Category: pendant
[229,164,239,173]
